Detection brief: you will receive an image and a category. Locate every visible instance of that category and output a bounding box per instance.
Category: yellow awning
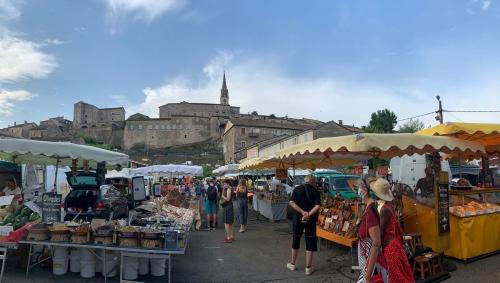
[239,151,372,170]
[277,133,485,160]
[416,122,500,154]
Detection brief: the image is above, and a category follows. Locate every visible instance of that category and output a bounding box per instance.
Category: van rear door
[132,176,146,202]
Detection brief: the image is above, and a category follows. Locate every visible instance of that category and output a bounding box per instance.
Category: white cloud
[42,38,66,46]
[482,0,492,10]
[0,89,34,115]
[102,0,186,31]
[0,33,58,82]
[0,0,22,21]
[129,52,500,128]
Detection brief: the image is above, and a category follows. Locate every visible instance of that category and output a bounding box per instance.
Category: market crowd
[287,175,414,282]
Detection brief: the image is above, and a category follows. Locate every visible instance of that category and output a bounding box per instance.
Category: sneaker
[286,263,297,271]
[305,266,314,276]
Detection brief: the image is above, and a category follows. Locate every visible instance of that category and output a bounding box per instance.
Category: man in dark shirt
[287,175,321,276]
[416,167,434,197]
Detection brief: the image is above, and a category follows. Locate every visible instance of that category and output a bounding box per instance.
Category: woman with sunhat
[357,178,388,283]
[371,178,414,283]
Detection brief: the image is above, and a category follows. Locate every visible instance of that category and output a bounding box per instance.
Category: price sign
[436,172,450,234]
[42,193,62,223]
[275,168,287,180]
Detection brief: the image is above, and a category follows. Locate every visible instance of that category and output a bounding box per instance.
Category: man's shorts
[292,217,318,252]
[205,199,216,214]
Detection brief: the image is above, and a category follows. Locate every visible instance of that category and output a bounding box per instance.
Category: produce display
[449,201,500,217]
[0,205,41,230]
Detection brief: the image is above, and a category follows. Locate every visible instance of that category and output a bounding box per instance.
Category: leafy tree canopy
[398,119,425,133]
[364,109,398,133]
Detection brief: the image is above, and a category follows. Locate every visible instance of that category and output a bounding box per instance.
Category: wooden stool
[413,256,432,280]
[430,252,443,275]
[405,232,423,254]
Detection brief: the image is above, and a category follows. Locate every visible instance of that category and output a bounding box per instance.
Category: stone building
[222,114,323,163]
[29,116,72,140]
[2,122,37,138]
[73,101,125,146]
[124,73,240,150]
[254,121,361,158]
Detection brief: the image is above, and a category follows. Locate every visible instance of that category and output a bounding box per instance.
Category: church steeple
[220,72,229,105]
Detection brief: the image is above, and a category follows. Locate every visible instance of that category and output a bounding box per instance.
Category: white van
[390,154,452,189]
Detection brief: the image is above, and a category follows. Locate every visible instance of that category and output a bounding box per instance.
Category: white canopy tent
[0,138,130,189]
[130,164,203,177]
[0,138,129,168]
[212,164,240,176]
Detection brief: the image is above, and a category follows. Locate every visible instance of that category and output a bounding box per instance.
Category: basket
[141,238,162,249]
[70,233,89,244]
[26,225,50,241]
[50,232,70,242]
[119,237,138,247]
[94,236,113,245]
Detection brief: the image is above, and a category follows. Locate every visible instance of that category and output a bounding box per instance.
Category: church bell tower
[220,72,229,105]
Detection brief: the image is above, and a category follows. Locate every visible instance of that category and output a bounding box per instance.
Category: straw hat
[370,178,393,202]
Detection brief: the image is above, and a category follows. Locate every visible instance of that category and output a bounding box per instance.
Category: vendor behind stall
[415,167,434,197]
[1,177,21,196]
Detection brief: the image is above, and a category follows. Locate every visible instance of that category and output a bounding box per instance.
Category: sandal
[224,238,232,243]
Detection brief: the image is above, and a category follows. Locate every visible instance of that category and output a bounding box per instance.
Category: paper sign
[0,195,14,207]
[24,201,42,216]
[0,226,13,236]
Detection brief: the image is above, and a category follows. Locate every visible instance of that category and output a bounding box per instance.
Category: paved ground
[2,207,500,282]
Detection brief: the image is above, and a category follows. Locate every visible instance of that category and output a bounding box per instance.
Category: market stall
[251,183,289,221]
[275,133,486,275]
[19,197,195,283]
[415,123,500,261]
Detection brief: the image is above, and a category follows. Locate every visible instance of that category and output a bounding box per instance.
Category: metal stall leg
[25,244,32,278]
[120,252,124,283]
[168,255,171,283]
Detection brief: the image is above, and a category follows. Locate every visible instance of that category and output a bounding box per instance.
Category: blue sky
[0,0,499,129]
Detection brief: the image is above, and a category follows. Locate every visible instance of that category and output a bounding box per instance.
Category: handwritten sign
[436,172,450,234]
[42,193,62,223]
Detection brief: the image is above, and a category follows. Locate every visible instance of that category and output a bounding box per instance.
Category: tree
[398,119,425,133]
[365,109,398,133]
[202,164,213,177]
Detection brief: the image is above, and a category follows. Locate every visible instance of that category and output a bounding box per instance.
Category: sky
[0,0,499,129]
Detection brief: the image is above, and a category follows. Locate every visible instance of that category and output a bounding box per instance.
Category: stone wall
[123,116,212,150]
[159,102,240,118]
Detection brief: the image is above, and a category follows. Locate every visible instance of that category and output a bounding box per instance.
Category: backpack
[207,186,217,201]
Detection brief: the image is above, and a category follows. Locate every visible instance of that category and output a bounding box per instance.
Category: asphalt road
[2,207,499,283]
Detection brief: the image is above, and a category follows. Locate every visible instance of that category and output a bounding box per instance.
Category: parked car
[254,179,269,191]
[63,171,129,221]
[314,171,360,199]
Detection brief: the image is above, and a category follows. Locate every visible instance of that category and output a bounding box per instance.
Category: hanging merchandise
[83,160,89,173]
[71,159,78,176]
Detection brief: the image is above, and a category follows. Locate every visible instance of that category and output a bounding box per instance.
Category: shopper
[372,178,415,283]
[221,180,234,243]
[236,179,248,233]
[287,175,321,276]
[214,177,222,227]
[357,179,388,283]
[205,179,218,230]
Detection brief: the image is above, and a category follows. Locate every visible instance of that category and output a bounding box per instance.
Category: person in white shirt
[1,178,21,196]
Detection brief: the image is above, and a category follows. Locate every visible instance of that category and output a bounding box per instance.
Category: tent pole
[53,157,60,192]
